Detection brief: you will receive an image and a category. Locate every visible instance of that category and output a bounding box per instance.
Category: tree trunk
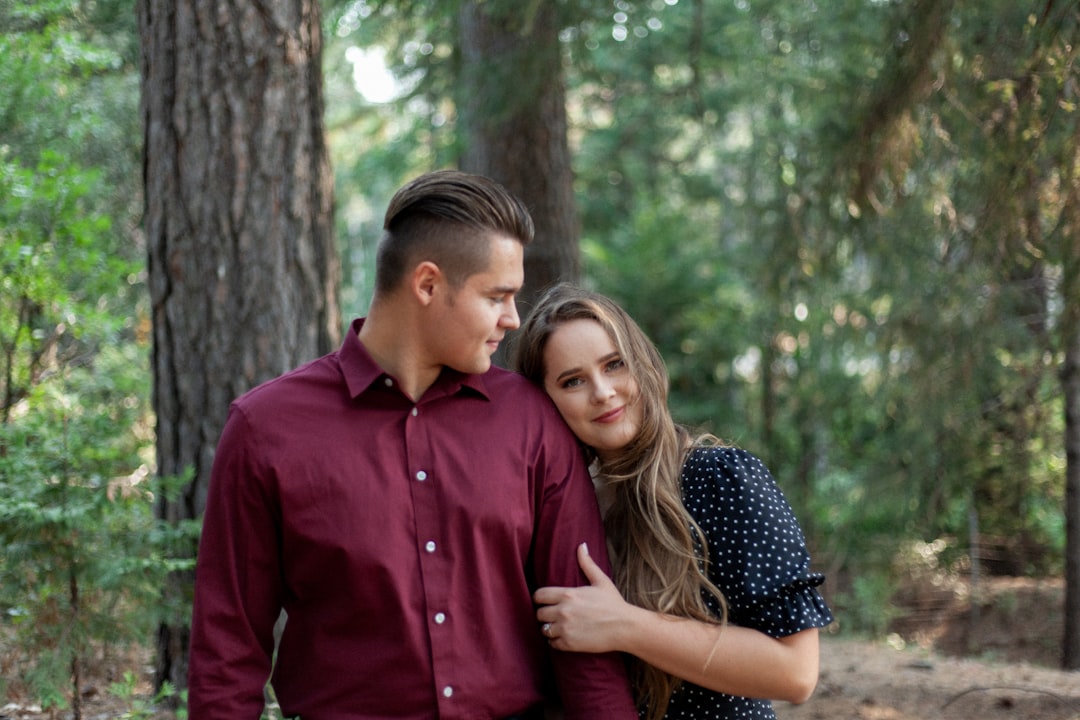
[1064,324,1080,669]
[1061,114,1080,670]
[138,0,340,693]
[457,1,579,338]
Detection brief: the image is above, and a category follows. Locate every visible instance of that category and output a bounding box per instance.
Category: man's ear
[411,261,442,306]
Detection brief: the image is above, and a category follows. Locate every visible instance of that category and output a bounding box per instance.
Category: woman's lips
[594,406,625,423]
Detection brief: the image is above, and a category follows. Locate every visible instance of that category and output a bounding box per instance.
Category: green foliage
[837,574,901,638]
[325,4,1076,630]
[1,0,143,424]
[1,346,144,704]
[0,0,185,709]
[0,341,198,709]
[1,4,1073,708]
[109,671,188,720]
[0,149,130,416]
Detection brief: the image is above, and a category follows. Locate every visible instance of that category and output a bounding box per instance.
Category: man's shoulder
[481,365,546,397]
[232,351,341,411]
[479,366,570,422]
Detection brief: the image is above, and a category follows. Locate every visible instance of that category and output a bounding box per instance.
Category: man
[187,170,637,719]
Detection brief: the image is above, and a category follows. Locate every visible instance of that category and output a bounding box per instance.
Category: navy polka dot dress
[650,446,834,720]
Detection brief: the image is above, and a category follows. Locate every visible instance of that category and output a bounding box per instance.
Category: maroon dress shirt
[188,319,637,719]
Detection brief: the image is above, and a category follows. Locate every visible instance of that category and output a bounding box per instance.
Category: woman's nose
[591,377,616,402]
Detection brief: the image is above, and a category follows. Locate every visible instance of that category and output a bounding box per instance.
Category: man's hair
[374,170,535,295]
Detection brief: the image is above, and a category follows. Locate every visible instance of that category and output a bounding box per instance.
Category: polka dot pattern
[649,447,834,719]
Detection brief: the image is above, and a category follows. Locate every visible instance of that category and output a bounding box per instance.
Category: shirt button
[411,407,418,416]
[384,377,393,387]
[434,612,446,624]
[442,686,453,698]
[416,470,427,481]
[425,541,436,553]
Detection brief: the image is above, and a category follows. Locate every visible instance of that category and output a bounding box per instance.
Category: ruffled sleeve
[681,446,834,638]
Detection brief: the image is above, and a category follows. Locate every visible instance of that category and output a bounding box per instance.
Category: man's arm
[531,431,638,719]
[187,407,283,719]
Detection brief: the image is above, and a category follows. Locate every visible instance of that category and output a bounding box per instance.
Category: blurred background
[2,0,1077,714]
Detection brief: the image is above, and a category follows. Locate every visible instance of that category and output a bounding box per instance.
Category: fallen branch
[941,685,1080,712]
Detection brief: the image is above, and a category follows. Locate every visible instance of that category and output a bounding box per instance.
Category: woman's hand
[534,543,634,653]
[535,544,821,703]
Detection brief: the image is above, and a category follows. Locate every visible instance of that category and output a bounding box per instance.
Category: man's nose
[501,298,520,329]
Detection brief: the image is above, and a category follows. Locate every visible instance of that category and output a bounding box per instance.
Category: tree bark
[457,1,579,341]
[1061,112,1080,670]
[138,0,340,692]
[1064,323,1080,668]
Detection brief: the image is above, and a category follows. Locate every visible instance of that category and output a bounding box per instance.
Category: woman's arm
[534,543,820,704]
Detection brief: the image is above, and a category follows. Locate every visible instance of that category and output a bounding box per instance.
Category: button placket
[405,398,454,709]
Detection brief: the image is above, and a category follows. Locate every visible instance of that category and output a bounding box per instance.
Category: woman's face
[541,318,642,462]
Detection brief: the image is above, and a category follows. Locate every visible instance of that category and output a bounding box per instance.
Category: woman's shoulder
[683,444,769,478]
[681,444,780,502]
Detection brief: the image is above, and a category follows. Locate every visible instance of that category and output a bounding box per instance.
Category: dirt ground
[778,635,1080,720]
[2,577,1077,719]
[779,576,1080,720]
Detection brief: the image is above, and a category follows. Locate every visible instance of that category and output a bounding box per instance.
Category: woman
[513,284,834,720]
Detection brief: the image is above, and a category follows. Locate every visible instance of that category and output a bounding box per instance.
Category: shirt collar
[339,318,491,401]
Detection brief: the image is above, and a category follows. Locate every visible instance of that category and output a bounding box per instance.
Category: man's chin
[449,357,491,376]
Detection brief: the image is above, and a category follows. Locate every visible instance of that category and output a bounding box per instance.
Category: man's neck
[357,305,440,402]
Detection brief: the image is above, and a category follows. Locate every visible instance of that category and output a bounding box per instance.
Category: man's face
[427,233,523,376]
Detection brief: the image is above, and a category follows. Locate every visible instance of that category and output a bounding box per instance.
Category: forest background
[1,0,1079,716]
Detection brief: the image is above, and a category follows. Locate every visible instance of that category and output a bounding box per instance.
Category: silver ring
[542,622,553,637]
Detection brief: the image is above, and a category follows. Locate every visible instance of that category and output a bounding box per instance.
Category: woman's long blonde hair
[513,284,726,719]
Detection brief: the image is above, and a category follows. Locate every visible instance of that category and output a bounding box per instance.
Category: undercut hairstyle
[513,283,727,720]
[374,170,535,295]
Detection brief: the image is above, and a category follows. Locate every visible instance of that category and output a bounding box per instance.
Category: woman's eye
[560,377,583,389]
[606,358,625,372]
